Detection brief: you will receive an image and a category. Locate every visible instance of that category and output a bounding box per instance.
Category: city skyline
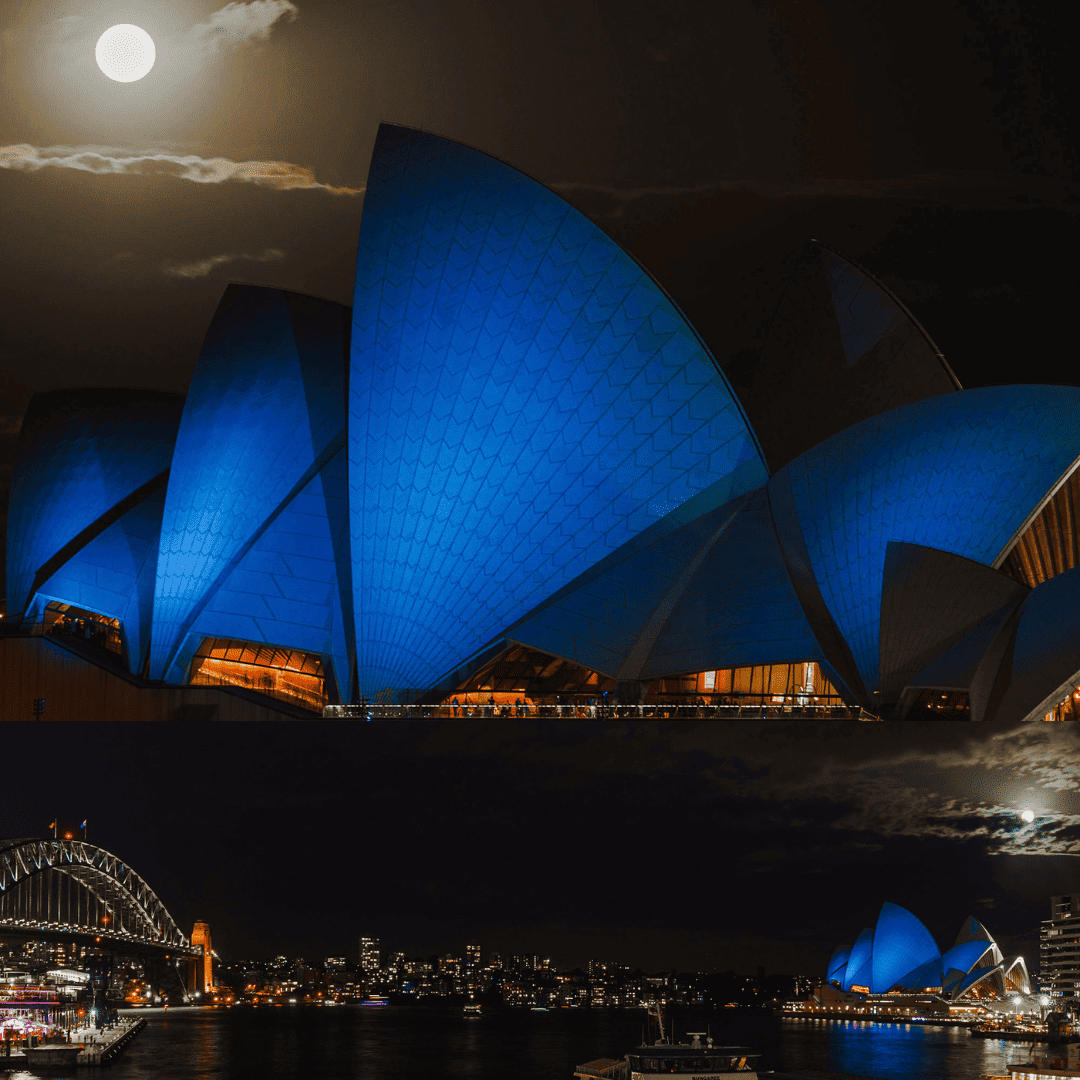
[2,4,1080,1067]
[4,721,1079,976]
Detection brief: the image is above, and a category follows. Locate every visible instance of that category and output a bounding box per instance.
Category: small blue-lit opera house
[6,124,1080,719]
[818,903,1029,1010]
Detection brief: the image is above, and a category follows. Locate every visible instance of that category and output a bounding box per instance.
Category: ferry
[463,1002,482,1019]
[971,1020,1045,1040]
[978,1013,1080,1079]
[360,995,389,1007]
[574,1005,760,1080]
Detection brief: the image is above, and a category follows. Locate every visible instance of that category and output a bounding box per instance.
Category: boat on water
[574,1005,760,1080]
[463,1002,482,1018]
[971,1011,1069,1041]
[971,1021,1046,1040]
[360,995,389,1007]
[978,1014,1080,1079]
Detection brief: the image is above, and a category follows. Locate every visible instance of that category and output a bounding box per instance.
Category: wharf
[1,1017,146,1068]
[782,1013,974,1028]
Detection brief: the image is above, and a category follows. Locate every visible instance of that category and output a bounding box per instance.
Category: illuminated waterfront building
[10,126,1080,721]
[819,903,1029,1013]
[0,984,78,1035]
[1040,894,1080,1008]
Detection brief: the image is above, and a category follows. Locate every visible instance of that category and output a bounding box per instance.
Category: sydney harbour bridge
[0,837,202,1003]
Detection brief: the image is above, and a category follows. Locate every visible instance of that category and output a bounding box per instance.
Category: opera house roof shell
[827,903,1029,1000]
[7,124,1080,718]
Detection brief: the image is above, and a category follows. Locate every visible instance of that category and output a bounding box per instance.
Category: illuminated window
[903,689,971,719]
[41,601,123,657]
[1043,686,1080,721]
[189,637,326,712]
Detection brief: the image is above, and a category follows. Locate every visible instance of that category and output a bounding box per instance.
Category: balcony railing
[324,702,874,719]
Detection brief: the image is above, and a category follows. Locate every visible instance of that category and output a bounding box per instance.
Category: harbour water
[0,1006,1049,1079]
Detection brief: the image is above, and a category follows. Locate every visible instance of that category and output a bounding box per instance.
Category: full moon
[1021,808,1035,823]
[95,25,156,83]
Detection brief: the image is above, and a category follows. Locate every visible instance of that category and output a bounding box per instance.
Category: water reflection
[4,1005,1051,1080]
[777,1016,1047,1080]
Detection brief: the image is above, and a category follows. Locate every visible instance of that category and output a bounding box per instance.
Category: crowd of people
[45,614,120,654]
[340,693,864,718]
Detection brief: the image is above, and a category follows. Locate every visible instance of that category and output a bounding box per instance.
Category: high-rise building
[325,957,346,973]
[1041,894,1080,1006]
[465,942,481,972]
[360,937,380,974]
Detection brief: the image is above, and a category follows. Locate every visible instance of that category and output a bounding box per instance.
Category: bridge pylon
[189,921,214,994]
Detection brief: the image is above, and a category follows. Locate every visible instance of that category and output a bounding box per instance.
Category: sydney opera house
[4,123,1080,719]
[817,903,1029,1009]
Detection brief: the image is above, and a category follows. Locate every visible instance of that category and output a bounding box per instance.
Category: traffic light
[32,697,45,719]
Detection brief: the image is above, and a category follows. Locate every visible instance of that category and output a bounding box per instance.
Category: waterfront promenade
[1,1016,145,1068]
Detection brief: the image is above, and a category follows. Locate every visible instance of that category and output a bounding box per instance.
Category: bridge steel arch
[0,837,196,956]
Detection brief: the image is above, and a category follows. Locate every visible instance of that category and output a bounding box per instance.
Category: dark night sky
[1,0,1079,982]
[4,720,1080,975]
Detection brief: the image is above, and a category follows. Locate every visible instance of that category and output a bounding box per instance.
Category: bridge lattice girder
[0,837,195,954]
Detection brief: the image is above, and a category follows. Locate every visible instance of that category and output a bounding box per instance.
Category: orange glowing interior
[189,638,326,712]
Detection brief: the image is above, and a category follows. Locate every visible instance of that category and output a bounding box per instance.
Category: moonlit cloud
[162,247,285,279]
[0,145,362,196]
[186,0,298,55]
[551,173,1044,217]
[417,722,1080,860]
